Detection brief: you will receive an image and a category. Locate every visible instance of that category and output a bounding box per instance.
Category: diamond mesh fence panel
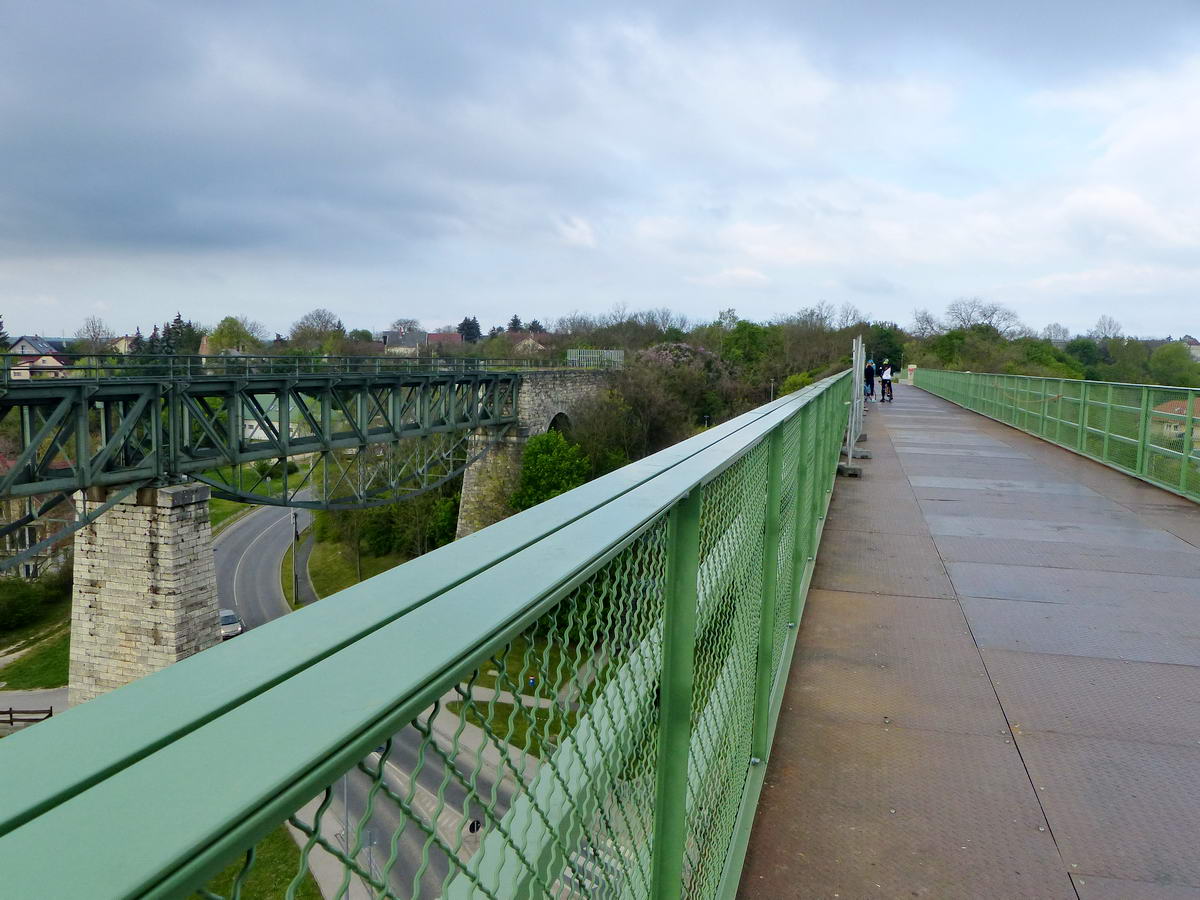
[202,519,672,900]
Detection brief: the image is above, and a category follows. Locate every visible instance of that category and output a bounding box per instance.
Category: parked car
[219,608,245,639]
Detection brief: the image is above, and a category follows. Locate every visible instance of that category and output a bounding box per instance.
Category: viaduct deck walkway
[741,384,1200,899]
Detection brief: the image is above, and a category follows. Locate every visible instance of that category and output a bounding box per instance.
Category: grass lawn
[210,497,253,534]
[0,596,70,657]
[307,541,406,599]
[446,699,576,760]
[0,628,69,689]
[204,825,322,900]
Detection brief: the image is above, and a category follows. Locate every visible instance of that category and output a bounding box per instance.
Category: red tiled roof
[1153,398,1200,416]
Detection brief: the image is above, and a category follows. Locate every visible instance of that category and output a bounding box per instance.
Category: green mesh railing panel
[0,371,852,900]
[915,369,1200,503]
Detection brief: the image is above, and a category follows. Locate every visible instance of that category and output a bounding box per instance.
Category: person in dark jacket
[864,359,876,401]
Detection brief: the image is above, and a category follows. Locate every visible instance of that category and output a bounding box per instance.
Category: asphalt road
[211,502,501,894]
[214,504,311,628]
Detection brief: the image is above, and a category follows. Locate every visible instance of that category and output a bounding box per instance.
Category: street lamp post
[291,509,299,606]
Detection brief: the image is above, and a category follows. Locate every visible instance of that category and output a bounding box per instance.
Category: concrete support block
[68,484,219,706]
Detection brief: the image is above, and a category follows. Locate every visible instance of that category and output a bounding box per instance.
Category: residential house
[426,332,464,349]
[111,334,138,354]
[376,329,427,357]
[1181,335,1200,362]
[9,336,69,357]
[507,331,547,354]
[1152,397,1200,452]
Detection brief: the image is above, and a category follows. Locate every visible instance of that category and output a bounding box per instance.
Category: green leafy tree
[511,430,590,510]
[507,315,524,333]
[527,319,546,333]
[0,315,9,350]
[347,328,374,343]
[1148,343,1200,387]
[1065,337,1101,368]
[209,316,266,354]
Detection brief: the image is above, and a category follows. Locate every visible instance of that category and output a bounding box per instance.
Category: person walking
[880,359,894,402]
[864,358,876,401]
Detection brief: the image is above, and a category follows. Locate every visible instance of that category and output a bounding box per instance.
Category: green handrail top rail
[0,371,849,898]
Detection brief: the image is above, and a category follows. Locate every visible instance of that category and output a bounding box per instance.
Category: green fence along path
[0,371,852,899]
[915,368,1200,502]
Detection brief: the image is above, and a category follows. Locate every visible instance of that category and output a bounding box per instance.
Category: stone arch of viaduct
[455,370,609,538]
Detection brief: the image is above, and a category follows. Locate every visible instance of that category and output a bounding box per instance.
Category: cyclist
[864,358,876,401]
[879,359,894,402]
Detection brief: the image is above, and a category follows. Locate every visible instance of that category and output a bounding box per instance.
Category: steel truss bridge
[0,355,533,570]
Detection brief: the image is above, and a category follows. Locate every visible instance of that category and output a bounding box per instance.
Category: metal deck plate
[740,718,1073,900]
[946,561,1200,612]
[1072,874,1200,898]
[961,595,1200,666]
[984,649,1200,746]
[909,475,1101,496]
[933,535,1200,578]
[812,531,956,599]
[791,589,1004,736]
[925,514,1193,550]
[1016,731,1200,888]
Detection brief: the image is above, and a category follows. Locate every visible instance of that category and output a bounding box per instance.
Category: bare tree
[944,298,1023,337]
[1041,322,1071,343]
[1089,315,1122,341]
[74,316,115,356]
[389,317,421,333]
[290,308,346,351]
[910,308,944,339]
[835,303,866,330]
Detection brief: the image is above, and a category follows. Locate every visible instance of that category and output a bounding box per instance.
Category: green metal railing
[0,371,851,899]
[915,368,1200,502]
[1,353,612,384]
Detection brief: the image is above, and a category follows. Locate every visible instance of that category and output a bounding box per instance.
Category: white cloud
[557,215,597,248]
[689,267,770,287]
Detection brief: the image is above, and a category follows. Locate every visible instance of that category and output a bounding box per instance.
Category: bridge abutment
[455,371,609,538]
[68,484,219,706]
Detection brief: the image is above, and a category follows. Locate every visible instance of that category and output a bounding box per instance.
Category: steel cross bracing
[0,371,519,569]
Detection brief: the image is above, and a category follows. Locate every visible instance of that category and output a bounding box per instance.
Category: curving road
[214,505,311,628]
[211,502,495,895]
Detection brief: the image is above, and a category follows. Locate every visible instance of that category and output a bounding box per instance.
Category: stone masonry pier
[69,484,219,706]
[456,369,609,538]
[741,384,1200,898]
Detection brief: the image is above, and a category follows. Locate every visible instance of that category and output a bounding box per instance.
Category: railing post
[1137,385,1152,475]
[650,488,702,900]
[1078,382,1088,451]
[1182,391,1196,494]
[750,427,787,765]
[1102,384,1114,461]
[792,403,818,622]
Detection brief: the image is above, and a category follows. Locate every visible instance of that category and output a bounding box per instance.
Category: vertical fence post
[792,404,818,623]
[1102,384,1114,462]
[1078,382,1089,451]
[650,489,703,900]
[1136,385,1152,476]
[1182,391,1196,495]
[750,427,786,763]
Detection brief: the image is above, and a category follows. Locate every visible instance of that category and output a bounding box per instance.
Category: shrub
[511,430,590,511]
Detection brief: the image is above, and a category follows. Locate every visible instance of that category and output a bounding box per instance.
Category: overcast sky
[2,1,1198,339]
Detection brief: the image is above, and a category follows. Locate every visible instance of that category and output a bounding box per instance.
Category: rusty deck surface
[739,384,1200,899]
